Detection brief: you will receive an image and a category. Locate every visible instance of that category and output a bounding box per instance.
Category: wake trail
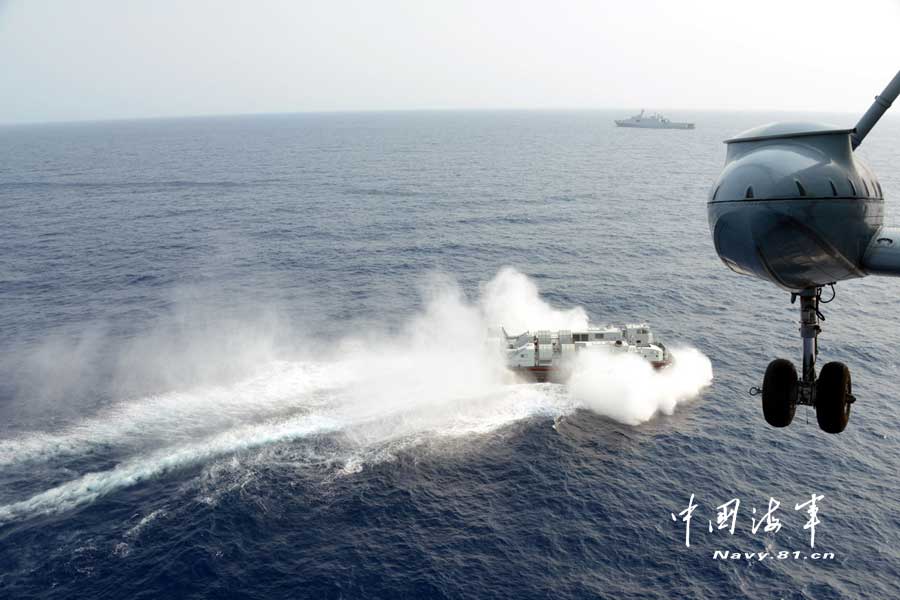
[0,360,346,467]
[0,379,574,523]
[0,414,341,523]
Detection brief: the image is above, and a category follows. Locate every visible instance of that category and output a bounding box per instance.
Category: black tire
[762,358,798,427]
[816,362,852,434]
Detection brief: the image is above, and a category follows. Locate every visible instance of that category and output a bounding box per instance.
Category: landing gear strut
[758,287,856,433]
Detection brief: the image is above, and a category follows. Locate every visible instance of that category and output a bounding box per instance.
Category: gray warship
[615,109,694,129]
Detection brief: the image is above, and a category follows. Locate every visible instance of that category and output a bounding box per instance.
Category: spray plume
[0,268,712,521]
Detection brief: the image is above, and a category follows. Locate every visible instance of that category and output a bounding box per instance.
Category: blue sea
[1,110,898,599]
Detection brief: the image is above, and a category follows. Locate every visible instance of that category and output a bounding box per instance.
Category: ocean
[1,110,898,599]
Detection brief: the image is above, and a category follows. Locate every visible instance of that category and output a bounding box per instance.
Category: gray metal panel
[724,121,851,143]
[538,344,553,361]
[709,197,880,290]
[712,127,881,202]
[863,227,900,276]
[707,122,886,290]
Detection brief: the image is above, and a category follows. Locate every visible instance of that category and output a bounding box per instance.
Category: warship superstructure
[615,109,694,129]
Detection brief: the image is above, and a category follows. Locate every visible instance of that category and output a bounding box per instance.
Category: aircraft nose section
[709,198,873,291]
[707,122,882,290]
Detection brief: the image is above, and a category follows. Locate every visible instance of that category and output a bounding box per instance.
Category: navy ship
[615,109,694,129]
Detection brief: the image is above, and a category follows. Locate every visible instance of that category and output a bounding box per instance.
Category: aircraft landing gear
[762,358,797,427]
[816,361,853,433]
[758,287,855,433]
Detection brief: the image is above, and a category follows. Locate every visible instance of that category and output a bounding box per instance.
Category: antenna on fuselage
[851,70,900,150]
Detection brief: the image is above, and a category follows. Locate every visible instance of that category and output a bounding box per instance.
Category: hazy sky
[1,0,898,124]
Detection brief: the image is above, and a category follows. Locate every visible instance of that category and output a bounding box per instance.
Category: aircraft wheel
[816,362,852,434]
[762,358,797,427]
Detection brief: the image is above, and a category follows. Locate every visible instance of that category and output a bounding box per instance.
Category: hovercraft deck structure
[491,323,671,382]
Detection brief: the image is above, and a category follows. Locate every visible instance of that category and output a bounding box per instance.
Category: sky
[1,0,898,124]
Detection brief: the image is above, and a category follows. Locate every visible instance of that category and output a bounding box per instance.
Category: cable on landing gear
[811,284,836,322]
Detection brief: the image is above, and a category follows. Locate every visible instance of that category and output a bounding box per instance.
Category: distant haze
[1,0,897,124]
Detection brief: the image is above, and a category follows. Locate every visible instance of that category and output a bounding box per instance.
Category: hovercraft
[490,323,671,382]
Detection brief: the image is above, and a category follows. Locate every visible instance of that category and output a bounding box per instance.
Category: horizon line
[0,105,878,128]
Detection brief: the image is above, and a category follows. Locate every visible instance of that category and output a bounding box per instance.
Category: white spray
[0,268,712,521]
